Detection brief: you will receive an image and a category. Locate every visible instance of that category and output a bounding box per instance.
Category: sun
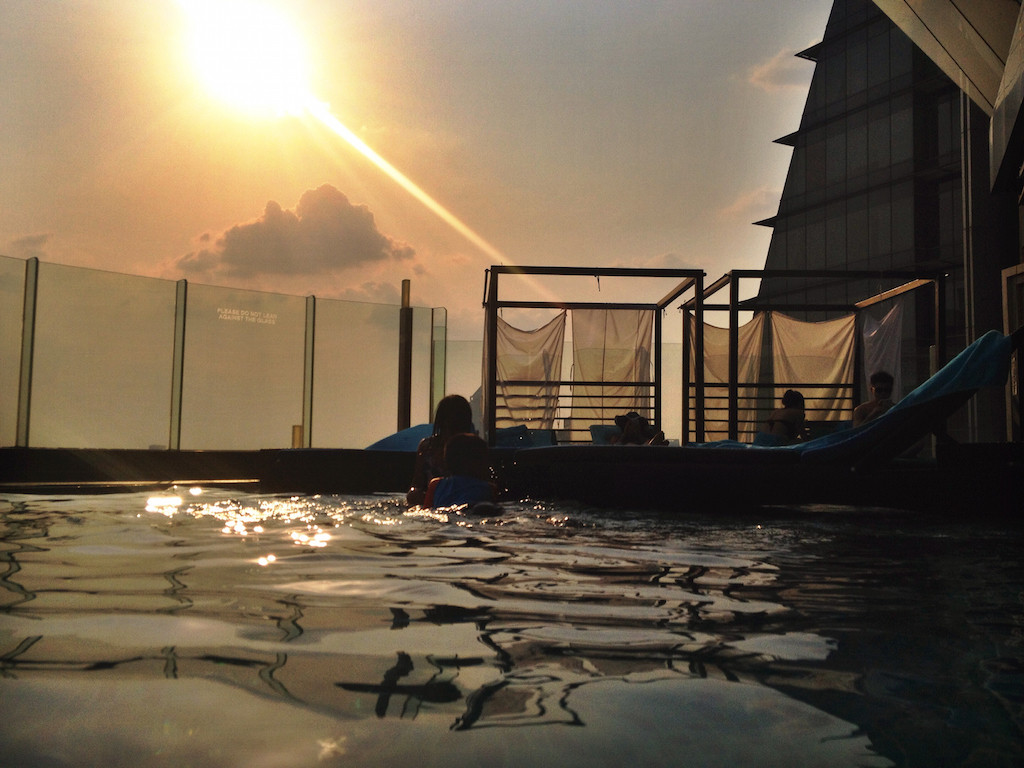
[180,0,312,116]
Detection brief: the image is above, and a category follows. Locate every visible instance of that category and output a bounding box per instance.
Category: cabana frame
[482,265,706,445]
[682,269,947,441]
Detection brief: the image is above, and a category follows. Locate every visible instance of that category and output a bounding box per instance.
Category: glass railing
[1,256,445,450]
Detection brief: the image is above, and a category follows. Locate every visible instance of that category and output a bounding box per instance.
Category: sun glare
[179,0,506,261]
[180,0,311,116]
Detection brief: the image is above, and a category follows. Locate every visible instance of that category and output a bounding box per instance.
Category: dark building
[757,0,1022,441]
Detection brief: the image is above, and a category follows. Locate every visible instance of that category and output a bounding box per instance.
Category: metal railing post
[168,279,187,450]
[15,257,39,447]
[398,280,413,432]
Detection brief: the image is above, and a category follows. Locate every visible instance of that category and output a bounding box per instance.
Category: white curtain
[493,312,566,429]
[861,302,903,400]
[688,312,766,442]
[771,313,856,422]
[570,309,654,425]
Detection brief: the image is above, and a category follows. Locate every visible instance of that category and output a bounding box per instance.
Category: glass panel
[0,256,26,446]
[891,182,915,261]
[807,208,826,264]
[180,285,305,450]
[787,215,807,270]
[846,110,868,179]
[847,193,869,261]
[867,24,890,89]
[30,263,177,449]
[826,123,846,186]
[847,30,867,96]
[411,306,433,427]
[826,201,846,267]
[446,340,484,422]
[868,104,891,170]
[937,182,962,263]
[936,92,960,160]
[890,27,913,78]
[311,298,399,449]
[826,42,847,105]
[869,187,892,257]
[805,127,827,191]
[891,95,914,164]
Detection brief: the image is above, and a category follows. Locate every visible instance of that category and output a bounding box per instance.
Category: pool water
[1,490,1022,767]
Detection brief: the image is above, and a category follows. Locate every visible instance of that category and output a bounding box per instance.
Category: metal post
[653,307,662,432]
[681,308,691,444]
[728,273,740,441]
[398,280,413,432]
[169,279,187,450]
[302,295,316,447]
[483,269,500,445]
[693,273,705,442]
[15,257,39,447]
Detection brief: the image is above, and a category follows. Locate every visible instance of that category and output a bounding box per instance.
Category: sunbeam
[179,0,505,262]
[305,100,506,263]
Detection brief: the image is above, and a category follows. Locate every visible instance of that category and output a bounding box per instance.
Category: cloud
[6,233,51,260]
[747,47,813,92]
[634,252,704,271]
[718,185,780,222]
[173,184,414,281]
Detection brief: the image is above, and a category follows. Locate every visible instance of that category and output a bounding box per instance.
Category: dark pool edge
[0,444,1019,518]
[0,446,416,496]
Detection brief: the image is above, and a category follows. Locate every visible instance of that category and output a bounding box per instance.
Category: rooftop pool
[1,490,1021,767]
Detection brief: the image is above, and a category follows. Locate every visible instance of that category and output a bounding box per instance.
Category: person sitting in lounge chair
[757,389,806,446]
[853,370,895,427]
[611,411,668,445]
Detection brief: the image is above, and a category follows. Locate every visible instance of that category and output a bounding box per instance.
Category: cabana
[682,269,947,443]
[481,265,706,446]
[482,265,947,448]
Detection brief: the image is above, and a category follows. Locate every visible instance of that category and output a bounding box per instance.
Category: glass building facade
[757,0,969,384]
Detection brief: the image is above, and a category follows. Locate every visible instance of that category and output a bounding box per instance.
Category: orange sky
[1,0,833,338]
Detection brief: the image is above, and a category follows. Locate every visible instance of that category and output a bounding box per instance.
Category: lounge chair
[510,329,1021,512]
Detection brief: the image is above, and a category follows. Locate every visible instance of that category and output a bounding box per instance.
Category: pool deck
[0,446,416,495]
[1,443,1020,518]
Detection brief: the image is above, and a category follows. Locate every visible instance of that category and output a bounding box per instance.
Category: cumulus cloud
[173,184,414,281]
[748,47,813,92]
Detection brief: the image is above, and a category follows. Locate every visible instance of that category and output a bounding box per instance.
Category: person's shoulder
[423,475,443,507]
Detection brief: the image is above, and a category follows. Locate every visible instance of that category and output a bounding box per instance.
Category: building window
[826,201,847,266]
[826,122,847,187]
[867,23,890,90]
[891,181,914,260]
[891,95,913,165]
[847,109,868,181]
[847,29,868,97]
[868,104,891,171]
[869,187,892,257]
[847,193,869,260]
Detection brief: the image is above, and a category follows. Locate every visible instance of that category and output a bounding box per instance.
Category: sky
[1,0,835,339]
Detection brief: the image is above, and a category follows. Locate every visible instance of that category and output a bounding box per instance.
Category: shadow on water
[0,490,1022,767]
